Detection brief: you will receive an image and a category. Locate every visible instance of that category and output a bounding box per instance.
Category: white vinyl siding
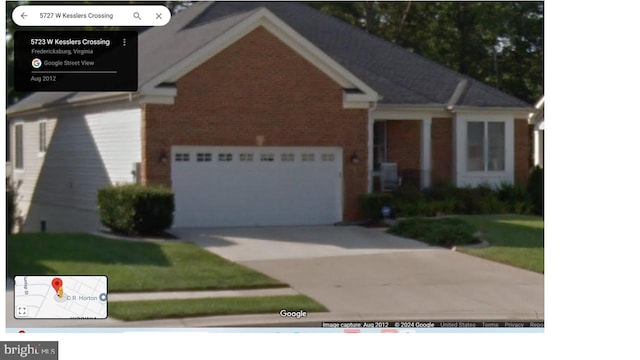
[10,103,142,232]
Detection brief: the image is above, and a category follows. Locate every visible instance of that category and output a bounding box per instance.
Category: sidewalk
[108,287,299,302]
[6,278,311,328]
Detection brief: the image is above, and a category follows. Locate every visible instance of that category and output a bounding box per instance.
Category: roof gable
[8,1,532,115]
[139,7,378,103]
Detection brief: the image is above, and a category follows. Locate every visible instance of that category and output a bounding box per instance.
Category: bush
[393,183,423,202]
[98,184,174,235]
[498,183,533,214]
[452,184,504,214]
[527,167,544,216]
[6,180,22,235]
[424,181,458,201]
[388,218,477,247]
[7,190,14,235]
[358,193,394,220]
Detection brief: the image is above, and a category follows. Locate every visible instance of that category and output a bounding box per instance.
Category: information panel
[14,31,137,91]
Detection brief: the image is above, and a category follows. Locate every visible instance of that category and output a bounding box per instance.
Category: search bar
[12,5,171,27]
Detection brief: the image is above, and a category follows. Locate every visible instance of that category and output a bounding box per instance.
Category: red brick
[141,27,368,220]
[431,118,453,184]
[386,120,421,187]
[514,118,532,185]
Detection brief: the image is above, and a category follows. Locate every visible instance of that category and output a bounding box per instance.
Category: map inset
[14,276,108,319]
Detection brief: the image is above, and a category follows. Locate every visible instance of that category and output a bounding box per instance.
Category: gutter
[6,92,138,118]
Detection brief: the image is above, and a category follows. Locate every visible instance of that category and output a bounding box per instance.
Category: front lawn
[388,215,543,273]
[109,295,327,321]
[458,215,544,273]
[7,233,286,292]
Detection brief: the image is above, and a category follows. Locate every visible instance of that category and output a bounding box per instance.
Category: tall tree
[310,2,543,104]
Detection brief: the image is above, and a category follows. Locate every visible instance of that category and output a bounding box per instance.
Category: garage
[171,146,343,227]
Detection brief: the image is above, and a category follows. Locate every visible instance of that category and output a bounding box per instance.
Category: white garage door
[171,146,343,227]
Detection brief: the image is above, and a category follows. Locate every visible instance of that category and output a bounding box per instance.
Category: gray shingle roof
[8,1,530,114]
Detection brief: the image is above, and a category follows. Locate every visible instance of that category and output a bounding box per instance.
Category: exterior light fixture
[350,151,360,164]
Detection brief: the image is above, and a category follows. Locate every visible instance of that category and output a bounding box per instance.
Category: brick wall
[141,26,368,220]
[514,118,532,185]
[385,120,421,187]
[431,117,453,184]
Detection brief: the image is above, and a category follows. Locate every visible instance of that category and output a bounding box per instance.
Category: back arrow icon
[21,12,27,19]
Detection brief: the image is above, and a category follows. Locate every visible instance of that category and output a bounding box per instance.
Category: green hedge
[6,180,21,235]
[98,184,174,235]
[527,167,544,216]
[360,180,536,220]
[359,193,394,220]
[388,218,477,247]
[7,190,15,235]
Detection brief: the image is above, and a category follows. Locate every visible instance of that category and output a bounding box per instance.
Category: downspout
[445,79,468,186]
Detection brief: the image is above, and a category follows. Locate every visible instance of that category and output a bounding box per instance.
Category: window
[373,121,386,171]
[467,121,505,172]
[197,153,212,162]
[260,153,274,162]
[175,153,190,162]
[281,153,294,162]
[301,153,315,162]
[240,153,253,162]
[217,153,232,162]
[15,124,23,169]
[321,153,335,162]
[38,121,47,153]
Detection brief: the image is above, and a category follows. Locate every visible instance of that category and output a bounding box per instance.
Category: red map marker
[51,278,62,293]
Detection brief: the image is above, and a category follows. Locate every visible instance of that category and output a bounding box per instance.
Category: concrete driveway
[171,226,544,322]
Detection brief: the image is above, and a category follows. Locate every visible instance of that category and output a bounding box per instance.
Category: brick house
[7,2,533,231]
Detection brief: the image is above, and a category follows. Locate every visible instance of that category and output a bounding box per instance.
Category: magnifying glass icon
[133,12,141,20]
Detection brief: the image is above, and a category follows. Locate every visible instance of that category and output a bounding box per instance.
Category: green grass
[109,295,327,321]
[457,215,544,273]
[7,233,285,292]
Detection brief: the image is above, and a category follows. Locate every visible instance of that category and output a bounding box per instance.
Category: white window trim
[454,113,514,187]
[37,119,47,157]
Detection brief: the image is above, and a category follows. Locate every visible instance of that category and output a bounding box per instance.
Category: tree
[309,2,543,104]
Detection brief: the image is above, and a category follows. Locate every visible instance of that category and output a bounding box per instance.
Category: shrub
[358,193,394,220]
[392,183,424,203]
[453,184,503,214]
[527,167,544,216]
[98,184,174,235]
[7,190,14,235]
[6,180,22,235]
[498,183,533,214]
[388,217,477,247]
[393,200,419,217]
[424,181,458,201]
